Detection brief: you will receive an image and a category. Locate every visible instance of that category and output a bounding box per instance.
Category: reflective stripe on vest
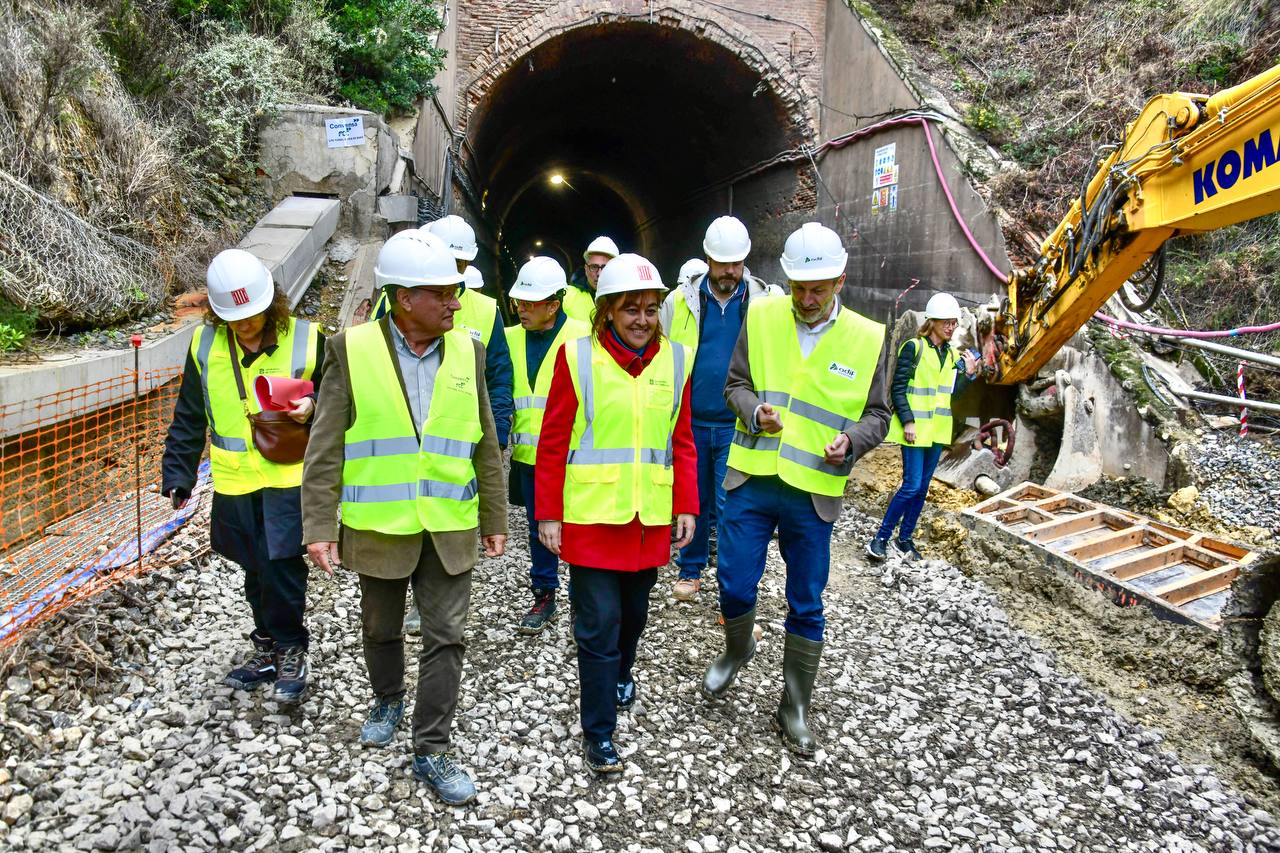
[190,318,317,495]
[562,335,691,525]
[340,322,481,534]
[886,338,957,447]
[507,317,590,465]
[726,296,884,497]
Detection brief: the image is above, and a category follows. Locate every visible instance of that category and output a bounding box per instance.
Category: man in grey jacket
[658,216,781,602]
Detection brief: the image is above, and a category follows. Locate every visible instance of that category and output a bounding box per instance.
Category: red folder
[254,375,314,412]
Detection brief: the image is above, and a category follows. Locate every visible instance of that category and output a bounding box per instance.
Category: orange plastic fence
[0,367,195,648]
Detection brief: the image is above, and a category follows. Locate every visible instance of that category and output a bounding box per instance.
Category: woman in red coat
[536,253,698,774]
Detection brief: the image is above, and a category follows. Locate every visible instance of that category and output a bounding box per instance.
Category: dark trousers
[358,542,472,754]
[718,475,834,642]
[876,443,946,542]
[570,565,657,742]
[211,489,309,648]
[516,461,561,590]
[676,424,735,580]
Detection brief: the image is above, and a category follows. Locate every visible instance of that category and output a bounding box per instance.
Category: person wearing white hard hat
[563,234,620,322]
[659,216,782,602]
[162,249,325,705]
[535,253,697,773]
[867,292,978,563]
[702,222,892,757]
[301,235,507,806]
[505,256,590,635]
[674,258,708,288]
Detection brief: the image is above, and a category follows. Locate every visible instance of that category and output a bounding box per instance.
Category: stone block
[377,194,419,224]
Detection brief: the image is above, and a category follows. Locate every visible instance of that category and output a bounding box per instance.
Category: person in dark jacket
[536,253,697,774]
[162,249,325,703]
[867,292,978,563]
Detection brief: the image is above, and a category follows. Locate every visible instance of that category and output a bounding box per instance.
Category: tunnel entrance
[462,16,814,291]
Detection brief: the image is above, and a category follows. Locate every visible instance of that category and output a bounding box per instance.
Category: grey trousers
[357,543,472,755]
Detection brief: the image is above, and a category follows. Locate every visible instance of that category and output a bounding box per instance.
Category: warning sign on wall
[325,116,366,148]
[870,185,899,216]
[872,143,898,189]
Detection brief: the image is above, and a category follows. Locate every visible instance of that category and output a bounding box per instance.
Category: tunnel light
[549,174,565,185]
[534,239,543,247]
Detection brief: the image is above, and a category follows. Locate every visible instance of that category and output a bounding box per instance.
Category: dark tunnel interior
[464,21,803,292]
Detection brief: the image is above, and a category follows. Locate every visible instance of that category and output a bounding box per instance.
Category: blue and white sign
[325,116,366,149]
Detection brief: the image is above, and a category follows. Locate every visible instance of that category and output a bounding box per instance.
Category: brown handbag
[228,332,311,465]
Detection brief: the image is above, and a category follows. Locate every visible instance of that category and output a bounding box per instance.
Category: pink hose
[1093,314,1280,338]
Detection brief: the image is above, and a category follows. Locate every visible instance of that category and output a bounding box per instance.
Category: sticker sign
[870,185,899,216]
[325,116,366,148]
[873,142,898,189]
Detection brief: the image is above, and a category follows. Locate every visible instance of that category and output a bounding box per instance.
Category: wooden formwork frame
[961,483,1260,630]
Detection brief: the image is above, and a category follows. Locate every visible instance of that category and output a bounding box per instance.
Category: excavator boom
[998,63,1280,385]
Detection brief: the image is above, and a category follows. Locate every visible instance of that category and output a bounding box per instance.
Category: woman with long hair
[867,292,977,562]
[535,253,697,773]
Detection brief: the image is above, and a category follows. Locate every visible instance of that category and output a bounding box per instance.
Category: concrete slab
[377,194,418,224]
[260,196,341,231]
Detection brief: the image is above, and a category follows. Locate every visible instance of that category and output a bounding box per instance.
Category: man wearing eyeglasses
[302,234,507,805]
[563,235,620,322]
[504,256,590,633]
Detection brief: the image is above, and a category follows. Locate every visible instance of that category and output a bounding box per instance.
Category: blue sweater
[689,276,746,428]
[524,311,568,384]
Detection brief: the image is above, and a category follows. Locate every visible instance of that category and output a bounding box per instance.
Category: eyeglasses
[415,286,459,302]
[514,298,555,309]
[586,263,606,273]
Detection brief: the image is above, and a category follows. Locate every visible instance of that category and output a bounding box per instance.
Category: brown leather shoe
[673,578,701,601]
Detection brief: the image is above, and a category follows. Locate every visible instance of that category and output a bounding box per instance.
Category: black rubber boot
[701,609,757,699]
[775,632,823,756]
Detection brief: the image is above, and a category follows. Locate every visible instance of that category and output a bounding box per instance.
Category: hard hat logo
[637,265,653,281]
[231,288,250,306]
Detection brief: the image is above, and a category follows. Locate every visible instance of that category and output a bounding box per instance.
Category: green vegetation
[0,297,38,352]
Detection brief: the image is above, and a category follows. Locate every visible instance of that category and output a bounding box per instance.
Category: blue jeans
[570,565,656,741]
[876,443,946,542]
[677,424,735,580]
[717,475,834,642]
[516,461,560,590]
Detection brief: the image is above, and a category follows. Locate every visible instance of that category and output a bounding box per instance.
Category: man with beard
[659,216,779,602]
[701,222,891,757]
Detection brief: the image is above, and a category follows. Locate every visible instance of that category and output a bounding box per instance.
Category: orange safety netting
[0,367,204,649]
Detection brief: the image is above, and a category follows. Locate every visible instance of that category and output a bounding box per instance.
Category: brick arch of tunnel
[455,2,822,289]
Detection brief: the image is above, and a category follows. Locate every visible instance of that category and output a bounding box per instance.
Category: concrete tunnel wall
[442,0,1010,328]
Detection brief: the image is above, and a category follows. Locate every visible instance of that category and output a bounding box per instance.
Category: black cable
[696,0,818,44]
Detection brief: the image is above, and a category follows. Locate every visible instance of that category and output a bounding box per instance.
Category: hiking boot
[673,577,701,601]
[360,697,405,747]
[412,752,477,805]
[517,588,557,635]
[702,609,757,700]
[224,632,276,691]
[616,679,636,710]
[272,645,308,704]
[773,633,823,756]
[404,606,421,636]
[582,738,624,773]
[865,537,889,562]
[894,539,922,562]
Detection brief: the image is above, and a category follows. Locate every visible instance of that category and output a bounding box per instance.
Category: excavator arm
[997,62,1280,385]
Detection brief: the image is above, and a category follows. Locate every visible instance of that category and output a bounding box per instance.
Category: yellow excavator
[994,62,1280,385]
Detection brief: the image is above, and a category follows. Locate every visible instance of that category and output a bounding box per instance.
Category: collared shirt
[794,297,840,358]
[389,318,443,430]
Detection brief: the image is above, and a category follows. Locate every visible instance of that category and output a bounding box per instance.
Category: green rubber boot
[775,632,823,756]
[701,609,757,699]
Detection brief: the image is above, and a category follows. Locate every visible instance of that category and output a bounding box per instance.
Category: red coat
[535,330,698,571]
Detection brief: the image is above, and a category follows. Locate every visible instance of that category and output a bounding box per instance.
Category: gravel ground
[1186,432,1280,536]
[1,504,1278,852]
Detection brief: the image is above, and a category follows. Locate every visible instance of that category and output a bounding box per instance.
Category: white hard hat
[463,266,484,291]
[206,249,275,322]
[678,258,709,284]
[583,235,620,261]
[779,222,848,281]
[924,292,962,321]
[425,215,479,261]
[596,253,664,298]
[703,216,751,263]
[510,256,568,301]
[374,233,464,289]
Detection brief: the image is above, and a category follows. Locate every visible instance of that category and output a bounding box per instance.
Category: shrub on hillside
[327,0,446,114]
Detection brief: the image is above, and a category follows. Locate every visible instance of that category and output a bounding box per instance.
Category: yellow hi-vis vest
[886,338,957,447]
[561,286,596,324]
[191,317,318,495]
[666,294,700,355]
[562,335,692,526]
[507,317,590,464]
[727,296,885,497]
[340,321,481,534]
[372,288,497,349]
